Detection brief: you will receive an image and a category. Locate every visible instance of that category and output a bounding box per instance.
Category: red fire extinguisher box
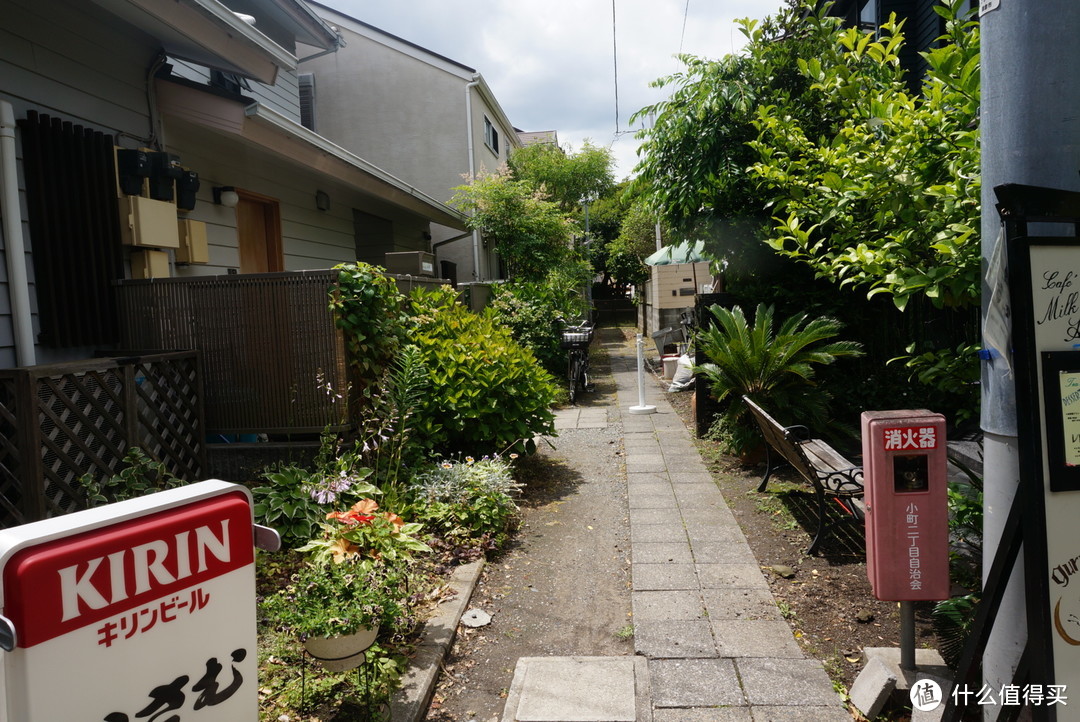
[861,410,950,602]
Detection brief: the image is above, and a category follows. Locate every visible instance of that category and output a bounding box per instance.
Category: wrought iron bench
[742,395,865,555]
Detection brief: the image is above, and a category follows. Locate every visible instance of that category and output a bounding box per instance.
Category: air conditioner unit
[384,251,435,277]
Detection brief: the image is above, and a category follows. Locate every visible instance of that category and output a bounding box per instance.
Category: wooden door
[236,190,283,273]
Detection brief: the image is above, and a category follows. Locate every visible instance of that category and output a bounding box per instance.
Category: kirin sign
[0,480,271,721]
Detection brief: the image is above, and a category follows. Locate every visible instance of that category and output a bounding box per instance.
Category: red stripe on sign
[2,491,253,647]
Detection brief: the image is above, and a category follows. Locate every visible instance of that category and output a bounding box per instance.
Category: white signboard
[1028,245,1080,707]
[980,0,1001,16]
[0,480,258,721]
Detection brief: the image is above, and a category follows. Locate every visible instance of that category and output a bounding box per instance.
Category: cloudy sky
[323,0,780,180]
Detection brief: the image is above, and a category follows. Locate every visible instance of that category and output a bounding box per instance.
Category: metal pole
[900,601,916,673]
[980,2,1080,710]
[629,334,656,415]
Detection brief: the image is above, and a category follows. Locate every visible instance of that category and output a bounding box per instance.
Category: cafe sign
[0,480,262,721]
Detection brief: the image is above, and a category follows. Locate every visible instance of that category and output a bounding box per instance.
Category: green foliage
[412,456,522,546]
[407,287,557,456]
[488,279,586,375]
[451,170,581,282]
[78,447,184,507]
[252,434,381,550]
[695,303,863,453]
[354,344,431,486]
[330,262,409,394]
[891,341,980,423]
[507,140,616,212]
[749,0,981,311]
[261,559,408,639]
[606,202,666,289]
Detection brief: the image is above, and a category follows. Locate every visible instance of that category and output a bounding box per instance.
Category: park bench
[742,395,865,555]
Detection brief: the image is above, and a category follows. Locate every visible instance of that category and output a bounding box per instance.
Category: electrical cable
[612,0,619,131]
[679,0,691,55]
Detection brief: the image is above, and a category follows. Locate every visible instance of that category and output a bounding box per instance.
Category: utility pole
[981,1,1080,718]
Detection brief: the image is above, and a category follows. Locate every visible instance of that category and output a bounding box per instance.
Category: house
[0,0,468,521]
[300,3,523,283]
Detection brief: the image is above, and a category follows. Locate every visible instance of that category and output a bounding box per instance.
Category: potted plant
[262,558,406,672]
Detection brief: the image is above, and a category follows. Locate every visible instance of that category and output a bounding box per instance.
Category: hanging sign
[0,480,260,721]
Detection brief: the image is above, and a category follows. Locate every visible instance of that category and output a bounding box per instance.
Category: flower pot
[303,624,379,672]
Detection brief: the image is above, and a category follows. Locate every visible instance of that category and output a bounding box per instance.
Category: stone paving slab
[635,620,717,658]
[711,620,804,658]
[696,563,772,591]
[632,590,707,622]
[503,656,649,722]
[654,709,753,722]
[633,563,698,591]
[630,523,689,543]
[632,542,694,564]
[701,588,784,621]
[736,658,844,707]
[750,706,852,721]
[691,540,758,564]
[649,658,745,708]
[629,507,682,527]
[628,493,680,509]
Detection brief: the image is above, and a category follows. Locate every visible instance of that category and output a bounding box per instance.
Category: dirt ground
[424,330,940,722]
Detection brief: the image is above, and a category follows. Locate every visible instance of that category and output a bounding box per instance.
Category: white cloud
[323,0,777,180]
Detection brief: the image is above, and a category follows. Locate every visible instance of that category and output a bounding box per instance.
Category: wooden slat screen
[17,111,124,348]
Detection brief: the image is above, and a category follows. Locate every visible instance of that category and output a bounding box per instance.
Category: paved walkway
[501,328,849,722]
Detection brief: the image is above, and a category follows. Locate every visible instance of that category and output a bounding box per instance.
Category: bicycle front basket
[561,331,592,349]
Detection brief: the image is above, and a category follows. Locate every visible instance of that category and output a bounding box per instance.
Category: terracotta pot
[303,624,379,672]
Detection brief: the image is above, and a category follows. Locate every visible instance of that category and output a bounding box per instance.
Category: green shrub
[78,447,185,507]
[412,456,522,544]
[330,262,408,397]
[408,286,558,456]
[695,303,862,454]
[488,281,574,375]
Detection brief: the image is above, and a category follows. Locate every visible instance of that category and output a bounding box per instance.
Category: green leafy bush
[330,262,408,396]
[412,456,522,545]
[78,447,185,507]
[489,281,577,375]
[696,303,862,454]
[408,286,558,456]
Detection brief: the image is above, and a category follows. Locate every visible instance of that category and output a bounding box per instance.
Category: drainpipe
[0,100,35,367]
[464,74,482,281]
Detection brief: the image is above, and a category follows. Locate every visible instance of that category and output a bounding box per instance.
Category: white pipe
[0,100,36,367]
[464,75,482,281]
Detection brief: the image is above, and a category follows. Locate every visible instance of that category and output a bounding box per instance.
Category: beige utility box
[176,219,209,264]
[120,195,180,248]
[648,262,711,309]
[130,249,170,279]
[385,251,436,277]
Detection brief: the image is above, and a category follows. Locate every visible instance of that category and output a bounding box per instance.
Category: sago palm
[695,303,863,453]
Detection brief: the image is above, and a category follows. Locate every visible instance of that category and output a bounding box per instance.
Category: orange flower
[328,538,359,563]
[382,512,405,530]
[351,498,380,515]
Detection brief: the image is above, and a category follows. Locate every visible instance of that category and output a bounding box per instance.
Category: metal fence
[0,352,203,527]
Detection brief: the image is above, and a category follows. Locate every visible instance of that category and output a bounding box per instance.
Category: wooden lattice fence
[0,352,204,527]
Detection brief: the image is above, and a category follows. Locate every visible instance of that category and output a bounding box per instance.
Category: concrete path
[501,328,850,722]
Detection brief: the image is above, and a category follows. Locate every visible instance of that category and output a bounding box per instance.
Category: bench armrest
[782,425,811,443]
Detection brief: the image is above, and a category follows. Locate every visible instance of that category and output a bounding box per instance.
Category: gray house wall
[0,0,157,367]
[303,5,520,280]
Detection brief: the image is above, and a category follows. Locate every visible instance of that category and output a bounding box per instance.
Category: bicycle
[561,321,595,404]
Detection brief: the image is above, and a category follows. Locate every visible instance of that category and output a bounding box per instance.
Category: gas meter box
[860,410,949,602]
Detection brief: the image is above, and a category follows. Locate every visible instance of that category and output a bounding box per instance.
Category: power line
[679,0,691,55]
[612,0,620,131]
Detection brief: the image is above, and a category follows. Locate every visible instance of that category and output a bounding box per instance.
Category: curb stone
[389,559,485,722]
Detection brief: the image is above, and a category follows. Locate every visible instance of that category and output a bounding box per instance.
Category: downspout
[464,74,482,281]
[0,100,35,367]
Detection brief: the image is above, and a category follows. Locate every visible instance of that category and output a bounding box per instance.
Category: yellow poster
[1061,370,1080,466]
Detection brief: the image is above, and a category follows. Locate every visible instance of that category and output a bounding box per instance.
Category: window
[484,116,500,155]
[299,73,316,131]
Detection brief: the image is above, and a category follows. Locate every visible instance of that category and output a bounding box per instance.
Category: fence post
[13,369,45,523]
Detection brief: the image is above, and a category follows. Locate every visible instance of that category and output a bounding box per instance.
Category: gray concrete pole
[980,2,1080,716]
